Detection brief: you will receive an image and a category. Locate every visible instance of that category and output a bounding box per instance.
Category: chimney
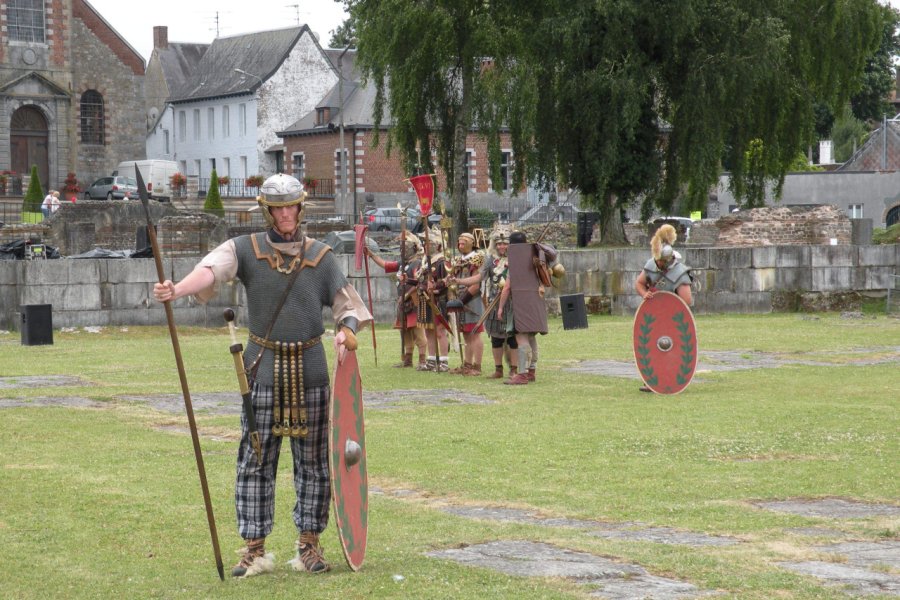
[153,26,168,50]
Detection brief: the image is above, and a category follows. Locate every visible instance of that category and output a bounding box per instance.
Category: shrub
[22,165,44,217]
[468,207,496,230]
[204,169,224,217]
[873,223,900,245]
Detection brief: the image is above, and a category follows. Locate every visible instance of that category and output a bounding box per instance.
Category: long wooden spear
[356,214,378,365]
[136,168,224,581]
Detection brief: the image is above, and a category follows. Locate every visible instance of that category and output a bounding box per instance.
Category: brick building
[278,52,522,218]
[0,0,145,192]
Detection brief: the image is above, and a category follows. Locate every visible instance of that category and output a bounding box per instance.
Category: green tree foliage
[329,17,357,48]
[350,0,885,244]
[849,4,900,123]
[22,164,44,214]
[832,106,870,162]
[204,169,224,217]
[348,0,521,236]
[505,0,886,242]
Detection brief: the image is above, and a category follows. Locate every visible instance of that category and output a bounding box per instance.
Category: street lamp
[338,42,355,220]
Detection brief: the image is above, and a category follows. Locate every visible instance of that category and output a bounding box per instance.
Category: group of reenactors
[150,172,696,579]
[367,220,564,385]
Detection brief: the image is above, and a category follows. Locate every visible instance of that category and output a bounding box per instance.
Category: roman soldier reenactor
[365,231,428,369]
[446,232,486,375]
[153,174,372,577]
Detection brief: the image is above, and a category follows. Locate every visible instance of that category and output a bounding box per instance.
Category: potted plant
[246,174,264,190]
[303,176,318,191]
[170,172,187,196]
[62,172,81,195]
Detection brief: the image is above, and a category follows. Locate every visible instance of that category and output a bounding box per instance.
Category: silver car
[84,175,138,200]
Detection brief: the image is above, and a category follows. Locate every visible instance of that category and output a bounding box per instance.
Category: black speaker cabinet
[560,293,588,330]
[21,304,54,346]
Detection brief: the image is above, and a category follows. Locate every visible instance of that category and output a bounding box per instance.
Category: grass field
[0,312,898,599]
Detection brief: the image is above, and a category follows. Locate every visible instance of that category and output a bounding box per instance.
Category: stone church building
[0,0,145,193]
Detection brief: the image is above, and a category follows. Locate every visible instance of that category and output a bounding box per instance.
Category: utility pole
[338,42,355,218]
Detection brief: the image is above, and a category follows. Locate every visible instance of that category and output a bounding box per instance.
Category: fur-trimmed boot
[232,537,275,578]
[525,367,536,382]
[487,365,504,379]
[463,363,482,376]
[288,531,331,573]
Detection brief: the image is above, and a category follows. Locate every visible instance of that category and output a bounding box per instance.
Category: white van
[113,160,180,201]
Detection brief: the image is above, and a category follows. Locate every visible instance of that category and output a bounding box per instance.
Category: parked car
[112,160,179,201]
[364,206,442,233]
[83,176,138,200]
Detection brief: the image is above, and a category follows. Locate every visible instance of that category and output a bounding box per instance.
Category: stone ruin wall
[702,205,852,247]
[0,202,228,257]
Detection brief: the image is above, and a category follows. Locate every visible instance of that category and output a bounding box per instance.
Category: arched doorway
[887,205,899,228]
[10,105,50,192]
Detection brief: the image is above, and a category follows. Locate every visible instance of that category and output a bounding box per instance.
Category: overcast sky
[86,0,349,63]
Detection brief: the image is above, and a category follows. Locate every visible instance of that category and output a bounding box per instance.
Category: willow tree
[501,0,886,243]
[348,0,884,243]
[347,0,535,235]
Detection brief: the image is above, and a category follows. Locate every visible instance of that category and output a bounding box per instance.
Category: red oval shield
[632,291,698,394]
[329,350,367,570]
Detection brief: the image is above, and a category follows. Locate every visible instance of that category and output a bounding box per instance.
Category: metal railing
[196,177,335,199]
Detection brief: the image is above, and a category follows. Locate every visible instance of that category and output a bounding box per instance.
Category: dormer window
[8,0,46,43]
[316,108,331,126]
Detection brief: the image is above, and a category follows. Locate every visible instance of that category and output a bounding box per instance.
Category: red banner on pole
[408,174,435,216]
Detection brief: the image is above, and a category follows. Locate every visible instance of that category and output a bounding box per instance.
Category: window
[179,161,187,175]
[223,157,230,177]
[207,108,215,140]
[210,158,216,174]
[849,204,863,219]
[499,151,512,191]
[222,105,230,137]
[193,109,201,141]
[80,90,105,145]
[178,111,186,142]
[8,0,45,43]
[193,159,201,176]
[316,108,330,126]
[239,104,247,136]
[292,154,305,181]
[164,130,170,154]
[240,156,248,178]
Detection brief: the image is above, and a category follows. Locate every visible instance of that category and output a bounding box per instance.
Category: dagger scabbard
[230,343,262,466]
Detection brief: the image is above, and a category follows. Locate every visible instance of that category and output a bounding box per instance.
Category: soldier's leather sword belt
[250,333,322,439]
[248,333,321,351]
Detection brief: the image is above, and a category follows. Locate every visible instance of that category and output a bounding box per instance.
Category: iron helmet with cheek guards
[258,174,306,228]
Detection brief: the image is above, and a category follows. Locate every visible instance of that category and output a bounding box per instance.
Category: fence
[196,177,336,199]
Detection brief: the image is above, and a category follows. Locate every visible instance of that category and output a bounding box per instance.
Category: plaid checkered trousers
[235,382,331,539]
